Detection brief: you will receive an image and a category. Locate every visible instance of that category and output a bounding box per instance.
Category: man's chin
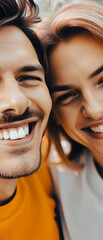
[0,164,41,179]
[0,158,41,179]
[0,148,41,179]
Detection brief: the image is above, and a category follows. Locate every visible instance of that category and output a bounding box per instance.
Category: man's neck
[0,178,17,205]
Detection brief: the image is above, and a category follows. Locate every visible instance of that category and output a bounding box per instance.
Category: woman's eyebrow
[50,65,103,94]
[89,65,103,78]
[50,85,72,94]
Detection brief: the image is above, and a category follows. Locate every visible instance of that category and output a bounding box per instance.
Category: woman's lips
[82,123,103,139]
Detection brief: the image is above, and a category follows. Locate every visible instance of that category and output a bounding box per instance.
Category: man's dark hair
[0,0,44,69]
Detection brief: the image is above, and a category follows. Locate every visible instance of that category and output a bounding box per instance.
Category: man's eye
[55,91,78,105]
[17,75,41,82]
[97,77,103,86]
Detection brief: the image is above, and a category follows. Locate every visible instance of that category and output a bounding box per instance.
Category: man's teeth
[90,125,103,133]
[0,124,29,140]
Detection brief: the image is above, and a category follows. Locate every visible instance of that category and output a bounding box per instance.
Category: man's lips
[0,119,37,140]
[0,117,38,129]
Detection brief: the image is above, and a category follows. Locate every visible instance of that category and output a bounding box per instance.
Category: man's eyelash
[17,75,41,82]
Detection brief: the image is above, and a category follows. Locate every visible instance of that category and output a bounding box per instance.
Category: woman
[39,1,103,239]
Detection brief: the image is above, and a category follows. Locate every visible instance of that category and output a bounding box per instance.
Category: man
[0,0,61,239]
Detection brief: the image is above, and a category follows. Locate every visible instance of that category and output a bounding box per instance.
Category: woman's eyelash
[56,91,77,104]
[17,75,41,82]
[98,77,103,85]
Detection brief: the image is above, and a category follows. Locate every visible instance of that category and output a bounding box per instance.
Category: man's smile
[0,123,29,140]
[0,119,37,141]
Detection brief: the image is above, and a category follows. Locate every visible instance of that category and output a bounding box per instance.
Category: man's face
[49,33,103,166]
[0,26,51,178]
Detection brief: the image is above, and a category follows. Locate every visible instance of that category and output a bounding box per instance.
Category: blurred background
[35,0,103,17]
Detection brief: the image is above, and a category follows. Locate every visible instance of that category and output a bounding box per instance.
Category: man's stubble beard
[0,142,42,179]
[0,108,45,179]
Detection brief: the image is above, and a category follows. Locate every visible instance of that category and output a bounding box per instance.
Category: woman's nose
[81,93,103,120]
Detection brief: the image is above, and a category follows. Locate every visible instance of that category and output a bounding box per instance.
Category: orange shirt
[0,166,60,240]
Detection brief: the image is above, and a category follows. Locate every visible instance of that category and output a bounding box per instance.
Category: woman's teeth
[0,124,29,140]
[90,124,103,133]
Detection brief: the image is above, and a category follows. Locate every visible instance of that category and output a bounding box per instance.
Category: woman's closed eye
[55,91,79,105]
[97,77,103,86]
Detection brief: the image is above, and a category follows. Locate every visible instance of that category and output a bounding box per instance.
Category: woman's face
[49,33,103,166]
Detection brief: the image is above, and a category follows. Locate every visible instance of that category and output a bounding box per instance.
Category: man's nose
[0,77,30,115]
[81,93,103,119]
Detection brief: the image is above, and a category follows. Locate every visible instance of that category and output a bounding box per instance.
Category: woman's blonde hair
[39,1,103,167]
[41,1,103,47]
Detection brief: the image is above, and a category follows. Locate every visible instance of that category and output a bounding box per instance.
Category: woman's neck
[94,160,103,179]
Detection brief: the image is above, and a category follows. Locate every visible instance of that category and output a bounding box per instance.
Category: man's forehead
[0,25,44,75]
[0,25,33,47]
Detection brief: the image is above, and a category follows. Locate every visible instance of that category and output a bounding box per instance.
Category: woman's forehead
[49,33,103,85]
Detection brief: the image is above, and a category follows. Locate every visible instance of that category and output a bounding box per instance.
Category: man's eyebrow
[50,85,71,94]
[18,65,44,74]
[89,65,103,78]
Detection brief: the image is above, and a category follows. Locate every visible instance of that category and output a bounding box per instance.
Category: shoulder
[50,150,91,194]
[35,165,54,196]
